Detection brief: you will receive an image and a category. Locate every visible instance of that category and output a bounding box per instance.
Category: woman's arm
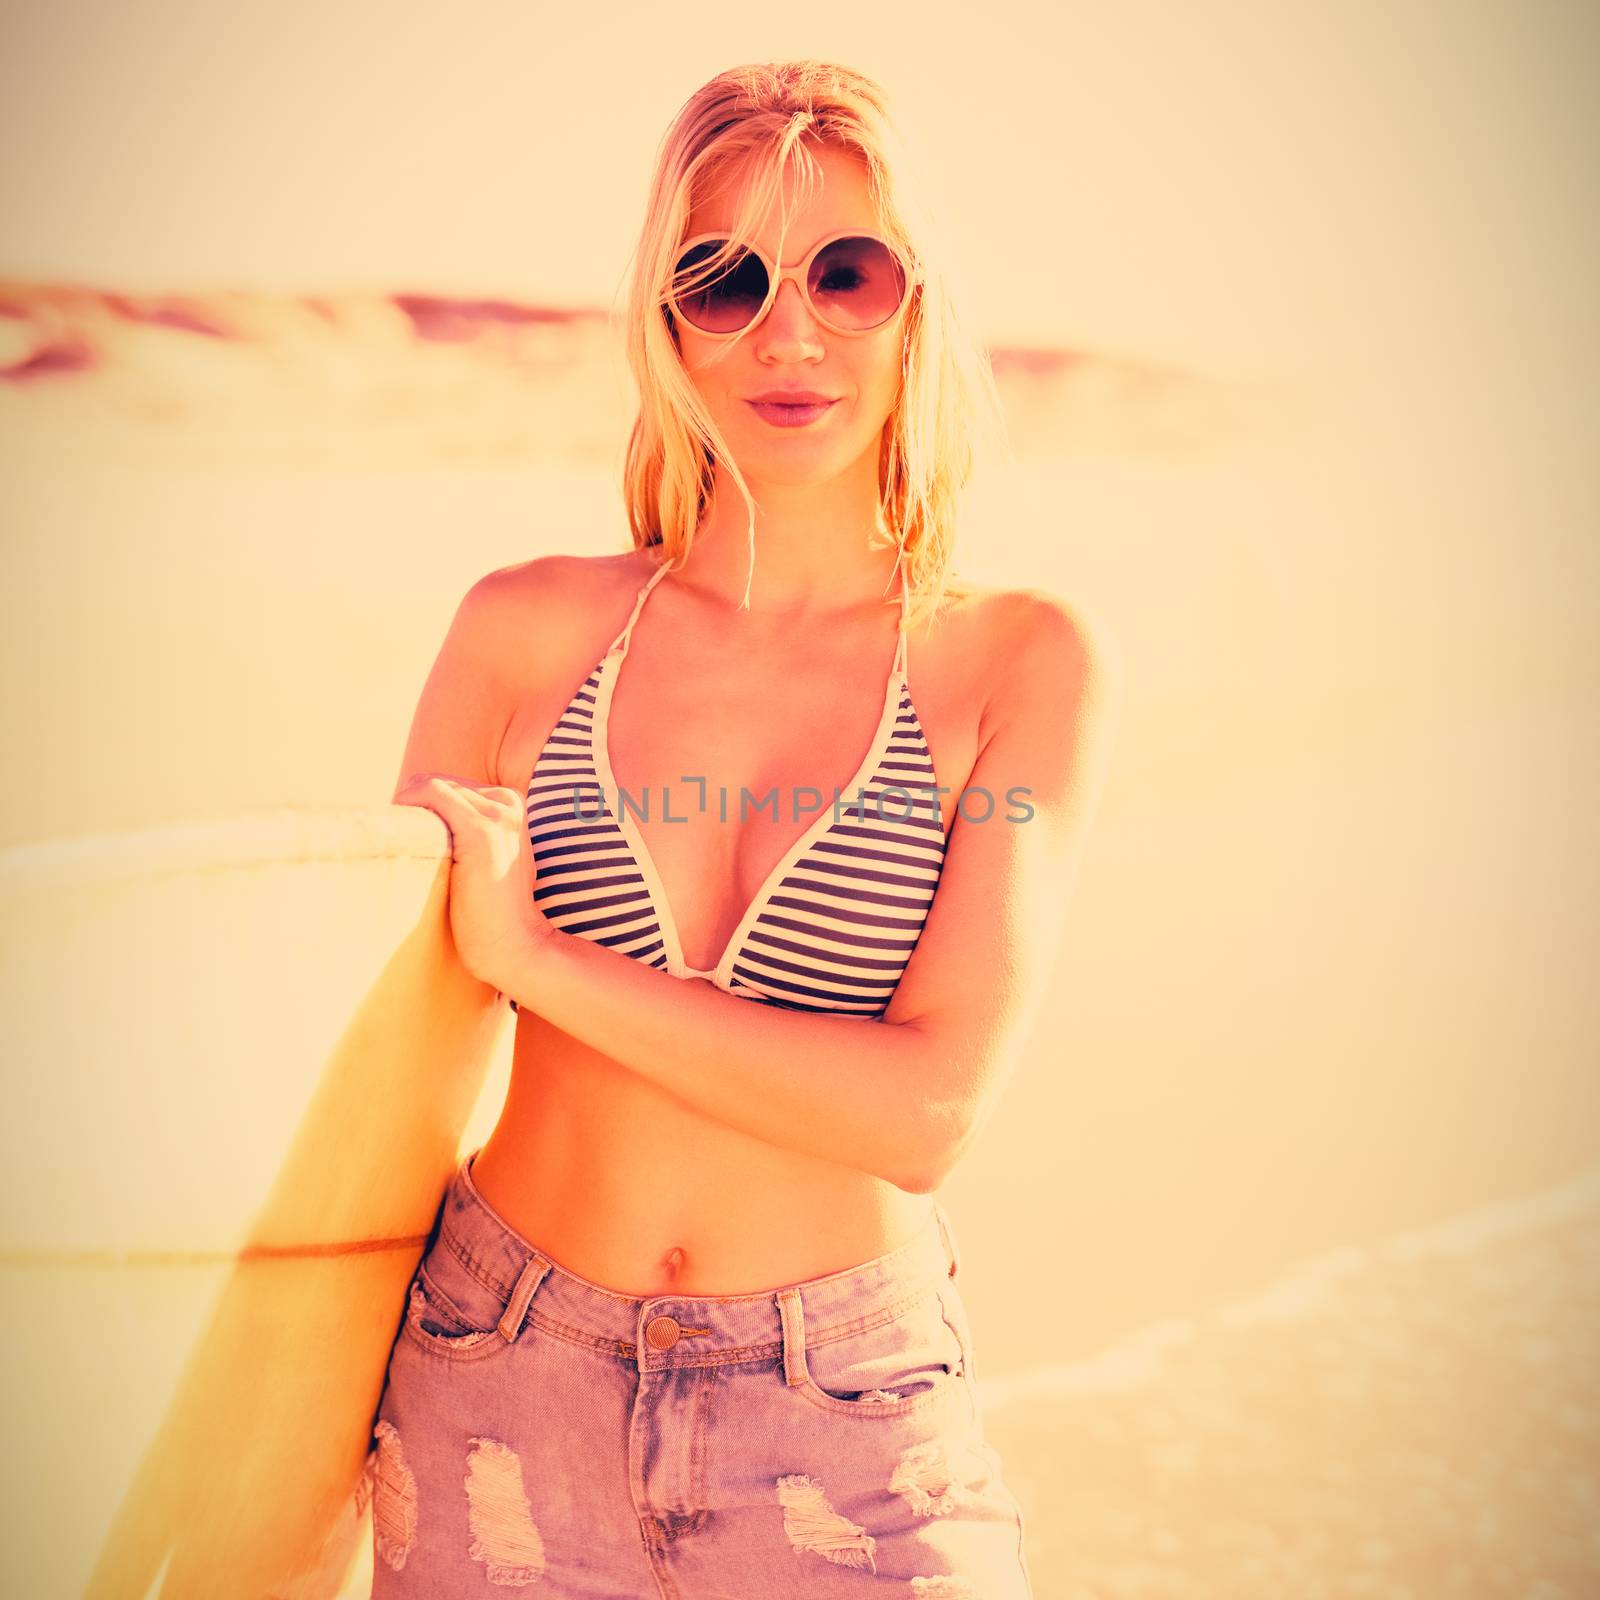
[486,592,1123,1193]
[392,570,523,799]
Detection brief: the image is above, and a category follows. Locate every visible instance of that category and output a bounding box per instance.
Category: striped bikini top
[516,556,947,1017]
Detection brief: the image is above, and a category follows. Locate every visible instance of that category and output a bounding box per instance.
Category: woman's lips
[745,399,838,428]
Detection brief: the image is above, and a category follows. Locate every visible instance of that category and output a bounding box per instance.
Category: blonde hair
[614,60,1009,625]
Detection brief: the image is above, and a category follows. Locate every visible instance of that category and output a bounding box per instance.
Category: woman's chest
[499,620,985,979]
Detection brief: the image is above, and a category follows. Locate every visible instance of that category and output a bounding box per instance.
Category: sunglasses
[668,230,916,338]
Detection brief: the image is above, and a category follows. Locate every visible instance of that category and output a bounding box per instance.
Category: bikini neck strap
[608,557,672,658]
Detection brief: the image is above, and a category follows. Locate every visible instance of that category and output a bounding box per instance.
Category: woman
[377,60,1117,1597]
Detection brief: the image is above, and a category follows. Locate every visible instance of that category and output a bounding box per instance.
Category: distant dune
[0,280,1257,469]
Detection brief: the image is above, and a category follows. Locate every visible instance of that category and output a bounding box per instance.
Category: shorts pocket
[797,1281,968,1419]
[400,1239,520,1365]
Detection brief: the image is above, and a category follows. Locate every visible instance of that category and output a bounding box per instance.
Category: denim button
[645,1315,682,1350]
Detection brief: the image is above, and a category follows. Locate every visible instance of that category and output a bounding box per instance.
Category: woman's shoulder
[436,549,657,717]
[936,572,1111,663]
[938,575,1122,733]
[455,548,657,650]
[469,548,654,610]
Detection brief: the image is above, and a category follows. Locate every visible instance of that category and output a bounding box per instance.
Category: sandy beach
[1,279,1593,1595]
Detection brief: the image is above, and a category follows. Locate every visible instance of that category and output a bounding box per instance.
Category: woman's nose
[756,277,824,347]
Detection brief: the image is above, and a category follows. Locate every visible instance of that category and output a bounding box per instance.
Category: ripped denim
[364,1148,1034,1598]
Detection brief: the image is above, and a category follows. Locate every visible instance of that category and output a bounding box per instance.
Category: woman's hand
[394,773,550,995]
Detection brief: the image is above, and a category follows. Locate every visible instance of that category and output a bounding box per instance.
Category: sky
[3,0,1595,384]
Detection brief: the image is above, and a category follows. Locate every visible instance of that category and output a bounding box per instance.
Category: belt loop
[775,1288,809,1388]
[934,1202,961,1280]
[497,1253,551,1344]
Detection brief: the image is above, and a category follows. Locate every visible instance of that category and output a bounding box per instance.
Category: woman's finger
[394,781,489,849]
[440,780,500,819]
[443,781,525,821]
[397,774,497,818]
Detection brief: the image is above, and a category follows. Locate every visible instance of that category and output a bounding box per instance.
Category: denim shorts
[364,1148,1034,1597]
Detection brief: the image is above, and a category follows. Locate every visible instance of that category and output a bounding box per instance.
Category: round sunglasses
[668,230,917,338]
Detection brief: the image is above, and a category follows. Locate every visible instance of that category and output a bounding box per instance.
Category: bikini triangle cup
[517,557,945,1016]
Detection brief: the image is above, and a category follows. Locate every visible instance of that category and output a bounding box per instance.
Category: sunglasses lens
[672,241,770,334]
[671,236,908,334]
[809,236,908,330]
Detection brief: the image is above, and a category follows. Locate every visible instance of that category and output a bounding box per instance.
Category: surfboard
[0,806,512,1597]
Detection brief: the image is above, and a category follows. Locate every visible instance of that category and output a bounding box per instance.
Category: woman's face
[673,143,910,491]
